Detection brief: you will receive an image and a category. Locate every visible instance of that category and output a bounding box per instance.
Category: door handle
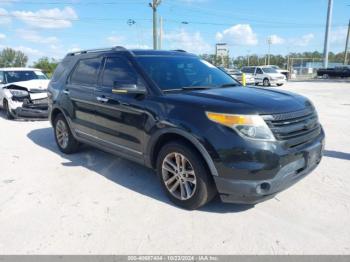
[63,89,70,95]
[96,96,109,103]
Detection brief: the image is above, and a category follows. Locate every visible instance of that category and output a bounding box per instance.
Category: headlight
[9,89,29,97]
[206,112,275,141]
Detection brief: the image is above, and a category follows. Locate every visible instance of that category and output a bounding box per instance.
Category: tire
[263,78,270,87]
[3,99,14,120]
[157,141,216,210]
[323,74,329,79]
[53,113,80,154]
[277,83,283,86]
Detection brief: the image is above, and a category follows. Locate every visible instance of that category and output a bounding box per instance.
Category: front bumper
[9,99,48,118]
[212,132,325,204]
[270,79,286,85]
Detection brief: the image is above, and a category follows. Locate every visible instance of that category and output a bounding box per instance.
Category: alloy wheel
[162,152,197,200]
[55,119,69,149]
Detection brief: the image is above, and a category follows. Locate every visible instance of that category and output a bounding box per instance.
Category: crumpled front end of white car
[4,80,49,118]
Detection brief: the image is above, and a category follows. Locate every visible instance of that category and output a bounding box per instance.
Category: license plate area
[32,98,48,104]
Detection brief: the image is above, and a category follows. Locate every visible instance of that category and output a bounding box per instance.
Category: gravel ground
[0,81,349,255]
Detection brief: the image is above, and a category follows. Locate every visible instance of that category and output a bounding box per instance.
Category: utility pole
[344,19,350,65]
[267,37,272,65]
[149,0,161,50]
[323,0,333,68]
[158,16,163,50]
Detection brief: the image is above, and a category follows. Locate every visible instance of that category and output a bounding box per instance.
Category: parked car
[0,68,49,119]
[266,65,289,79]
[241,66,286,86]
[48,47,325,209]
[317,66,350,78]
[219,67,255,85]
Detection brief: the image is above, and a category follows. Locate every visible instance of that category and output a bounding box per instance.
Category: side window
[256,68,263,74]
[101,57,142,88]
[51,63,66,82]
[70,57,101,85]
[0,72,4,83]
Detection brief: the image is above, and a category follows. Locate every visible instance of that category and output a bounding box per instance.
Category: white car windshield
[4,70,48,84]
[262,67,278,74]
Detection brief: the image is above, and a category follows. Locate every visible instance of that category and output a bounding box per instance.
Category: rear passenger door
[93,56,148,161]
[65,57,102,138]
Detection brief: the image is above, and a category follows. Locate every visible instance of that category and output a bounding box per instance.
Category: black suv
[48,47,325,209]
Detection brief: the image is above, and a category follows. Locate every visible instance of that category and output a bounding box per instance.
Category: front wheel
[53,114,80,154]
[157,141,216,210]
[3,100,14,120]
[263,78,270,87]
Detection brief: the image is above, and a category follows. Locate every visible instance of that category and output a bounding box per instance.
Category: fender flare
[145,127,219,176]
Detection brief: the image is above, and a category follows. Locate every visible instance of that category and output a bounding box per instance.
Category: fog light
[256,182,271,194]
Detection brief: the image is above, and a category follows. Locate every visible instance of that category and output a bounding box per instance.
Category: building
[215,43,229,57]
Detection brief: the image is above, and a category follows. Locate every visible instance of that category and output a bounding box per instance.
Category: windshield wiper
[219,83,240,88]
[163,86,213,93]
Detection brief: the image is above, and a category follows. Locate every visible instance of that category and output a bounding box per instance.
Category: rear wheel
[3,100,14,120]
[263,78,270,87]
[53,114,80,154]
[157,141,216,210]
[277,83,283,86]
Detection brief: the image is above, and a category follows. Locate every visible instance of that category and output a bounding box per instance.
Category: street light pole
[323,0,333,68]
[267,37,272,65]
[149,0,161,50]
[344,19,350,65]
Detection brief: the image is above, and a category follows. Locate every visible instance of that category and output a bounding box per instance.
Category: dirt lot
[0,81,349,254]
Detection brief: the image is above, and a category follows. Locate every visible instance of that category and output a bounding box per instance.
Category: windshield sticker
[34,71,45,76]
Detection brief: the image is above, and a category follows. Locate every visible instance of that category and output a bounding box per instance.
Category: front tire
[263,78,270,87]
[53,114,80,154]
[157,141,216,210]
[3,100,14,120]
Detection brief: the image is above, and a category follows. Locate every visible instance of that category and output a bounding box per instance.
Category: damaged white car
[0,68,49,119]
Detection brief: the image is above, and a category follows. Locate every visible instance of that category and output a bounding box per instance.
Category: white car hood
[4,79,50,91]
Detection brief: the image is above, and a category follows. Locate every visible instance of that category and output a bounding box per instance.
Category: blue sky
[0,0,349,63]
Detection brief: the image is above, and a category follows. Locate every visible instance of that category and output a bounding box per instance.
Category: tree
[32,57,58,76]
[0,48,28,67]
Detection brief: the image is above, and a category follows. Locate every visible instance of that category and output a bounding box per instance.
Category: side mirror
[112,81,146,95]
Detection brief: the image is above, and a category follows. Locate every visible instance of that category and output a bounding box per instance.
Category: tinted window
[136,56,237,91]
[51,63,66,82]
[70,58,101,85]
[4,70,47,83]
[101,57,138,87]
[256,68,263,74]
[241,67,255,74]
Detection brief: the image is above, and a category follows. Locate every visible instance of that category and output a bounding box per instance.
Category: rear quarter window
[70,57,101,85]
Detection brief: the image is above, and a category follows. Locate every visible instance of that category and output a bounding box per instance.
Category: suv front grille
[263,108,321,148]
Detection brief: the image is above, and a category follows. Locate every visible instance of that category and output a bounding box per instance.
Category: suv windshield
[4,70,48,84]
[262,67,278,74]
[136,56,239,91]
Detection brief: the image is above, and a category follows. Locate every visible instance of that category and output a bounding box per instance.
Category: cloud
[216,24,258,46]
[106,35,125,46]
[14,46,43,56]
[16,29,59,44]
[164,29,211,53]
[291,33,314,47]
[0,33,6,40]
[12,6,78,29]
[268,34,285,45]
[331,27,347,44]
[0,8,11,24]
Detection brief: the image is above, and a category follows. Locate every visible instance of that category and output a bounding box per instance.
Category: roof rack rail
[172,49,187,52]
[67,46,128,56]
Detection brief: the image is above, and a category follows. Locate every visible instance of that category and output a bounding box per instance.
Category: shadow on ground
[323,150,350,161]
[27,127,253,213]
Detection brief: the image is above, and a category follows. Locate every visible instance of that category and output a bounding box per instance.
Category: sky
[0,0,349,64]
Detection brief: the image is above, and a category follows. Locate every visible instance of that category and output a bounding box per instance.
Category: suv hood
[3,79,49,91]
[177,87,312,115]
